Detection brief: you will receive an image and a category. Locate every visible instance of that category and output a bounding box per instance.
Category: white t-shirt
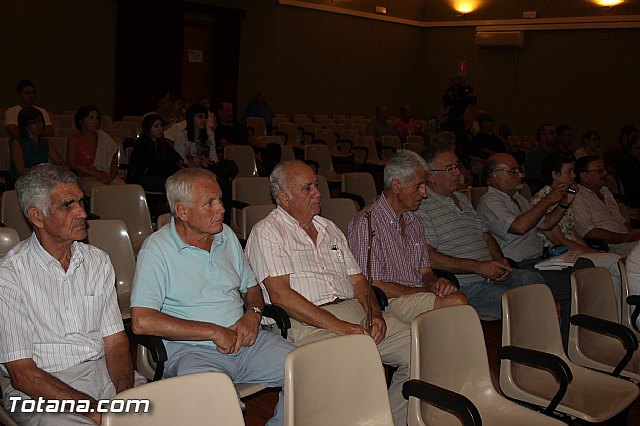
[4,104,52,126]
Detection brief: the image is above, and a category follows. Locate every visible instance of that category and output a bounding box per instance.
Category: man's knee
[435,291,468,309]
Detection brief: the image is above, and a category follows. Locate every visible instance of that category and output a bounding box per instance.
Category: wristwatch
[249,306,262,316]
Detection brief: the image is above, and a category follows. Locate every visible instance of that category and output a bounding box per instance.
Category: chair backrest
[156,212,172,230]
[90,184,153,254]
[256,135,285,147]
[470,187,488,209]
[317,174,331,199]
[314,128,338,151]
[410,305,494,426]
[1,191,32,240]
[281,145,295,162]
[86,219,135,319]
[47,137,68,161]
[102,372,244,426]
[342,172,377,206]
[246,116,267,138]
[241,204,276,240]
[224,145,258,177]
[105,127,133,141]
[320,198,358,236]
[0,227,21,257]
[279,122,302,148]
[406,135,425,147]
[618,258,640,337]
[381,135,401,161]
[54,127,77,138]
[231,177,272,231]
[304,144,337,177]
[284,334,393,426]
[113,120,140,138]
[51,113,74,129]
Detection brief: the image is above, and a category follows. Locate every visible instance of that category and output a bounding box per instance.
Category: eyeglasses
[584,167,607,174]
[494,168,523,176]
[430,163,463,174]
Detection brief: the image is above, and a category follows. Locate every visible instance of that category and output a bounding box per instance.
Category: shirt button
[65,306,70,311]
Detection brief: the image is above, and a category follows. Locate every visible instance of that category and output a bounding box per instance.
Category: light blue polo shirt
[131,219,257,348]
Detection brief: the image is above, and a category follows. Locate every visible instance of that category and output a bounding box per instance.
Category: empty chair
[90,184,153,254]
[231,176,273,235]
[320,198,358,236]
[408,305,565,426]
[54,127,77,138]
[156,212,172,229]
[255,134,285,150]
[247,116,267,139]
[619,258,640,339]
[102,372,244,426]
[241,203,276,240]
[51,113,74,129]
[342,172,377,206]
[568,267,640,380]
[381,135,401,161]
[304,144,341,183]
[0,227,20,256]
[354,135,385,168]
[86,219,135,320]
[113,120,139,139]
[1,190,31,240]
[224,145,258,177]
[469,186,488,209]
[500,284,639,423]
[284,334,394,426]
[278,122,302,149]
[281,145,295,162]
[105,127,133,142]
[317,174,331,199]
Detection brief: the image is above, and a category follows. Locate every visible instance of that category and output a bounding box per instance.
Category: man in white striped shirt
[246,161,411,426]
[0,164,133,425]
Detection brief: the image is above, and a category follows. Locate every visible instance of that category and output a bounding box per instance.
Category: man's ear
[26,207,44,229]
[277,190,289,207]
[175,202,189,222]
[391,178,402,194]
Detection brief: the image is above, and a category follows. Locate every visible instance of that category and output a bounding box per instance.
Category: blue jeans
[459,268,544,319]
[164,330,293,426]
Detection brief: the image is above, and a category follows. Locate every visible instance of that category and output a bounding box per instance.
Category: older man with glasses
[416,147,544,320]
[572,155,640,256]
[477,153,593,348]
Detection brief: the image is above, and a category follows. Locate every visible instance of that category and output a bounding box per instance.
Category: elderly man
[417,147,544,319]
[130,168,292,426]
[4,79,54,139]
[477,153,592,346]
[365,105,396,144]
[572,155,640,256]
[245,160,411,426]
[0,164,133,425]
[347,150,467,322]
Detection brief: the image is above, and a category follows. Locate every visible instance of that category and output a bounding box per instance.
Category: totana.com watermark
[8,396,150,414]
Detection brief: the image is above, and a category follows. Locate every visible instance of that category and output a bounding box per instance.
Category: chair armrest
[373,286,388,310]
[402,379,482,426]
[570,313,639,376]
[499,345,572,414]
[133,334,167,382]
[337,192,365,210]
[351,146,369,164]
[628,295,640,333]
[584,238,610,252]
[263,304,291,339]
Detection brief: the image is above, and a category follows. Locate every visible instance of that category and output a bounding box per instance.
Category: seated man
[245,160,411,426]
[130,168,292,426]
[0,164,133,425]
[4,79,54,139]
[214,101,250,147]
[364,105,396,145]
[477,153,593,346]
[572,155,640,256]
[347,150,467,322]
[417,147,544,319]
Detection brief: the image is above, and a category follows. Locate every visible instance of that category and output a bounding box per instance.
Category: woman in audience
[172,103,217,168]
[574,130,602,159]
[67,104,124,195]
[10,106,66,180]
[127,114,183,192]
[532,152,622,298]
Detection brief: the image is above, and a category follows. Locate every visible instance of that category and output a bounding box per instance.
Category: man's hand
[428,278,457,298]
[229,312,261,352]
[213,327,238,354]
[477,260,512,282]
[367,315,387,344]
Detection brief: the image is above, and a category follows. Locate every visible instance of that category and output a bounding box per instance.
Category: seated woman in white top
[172,103,217,168]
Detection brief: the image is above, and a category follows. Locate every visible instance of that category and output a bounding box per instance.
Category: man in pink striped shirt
[348,150,467,322]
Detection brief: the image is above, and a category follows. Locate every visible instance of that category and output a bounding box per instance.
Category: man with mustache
[347,150,467,323]
[0,164,134,425]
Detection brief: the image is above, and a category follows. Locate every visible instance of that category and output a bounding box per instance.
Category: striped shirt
[245,206,359,306]
[416,188,493,287]
[347,193,430,287]
[0,235,123,374]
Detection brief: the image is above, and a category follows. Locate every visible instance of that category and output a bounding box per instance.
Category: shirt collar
[274,205,329,233]
[168,217,225,253]
[377,193,420,226]
[29,233,83,272]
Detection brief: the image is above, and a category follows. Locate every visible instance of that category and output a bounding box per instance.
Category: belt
[320,298,347,307]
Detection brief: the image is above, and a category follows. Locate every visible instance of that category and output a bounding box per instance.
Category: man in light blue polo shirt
[131,168,292,426]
